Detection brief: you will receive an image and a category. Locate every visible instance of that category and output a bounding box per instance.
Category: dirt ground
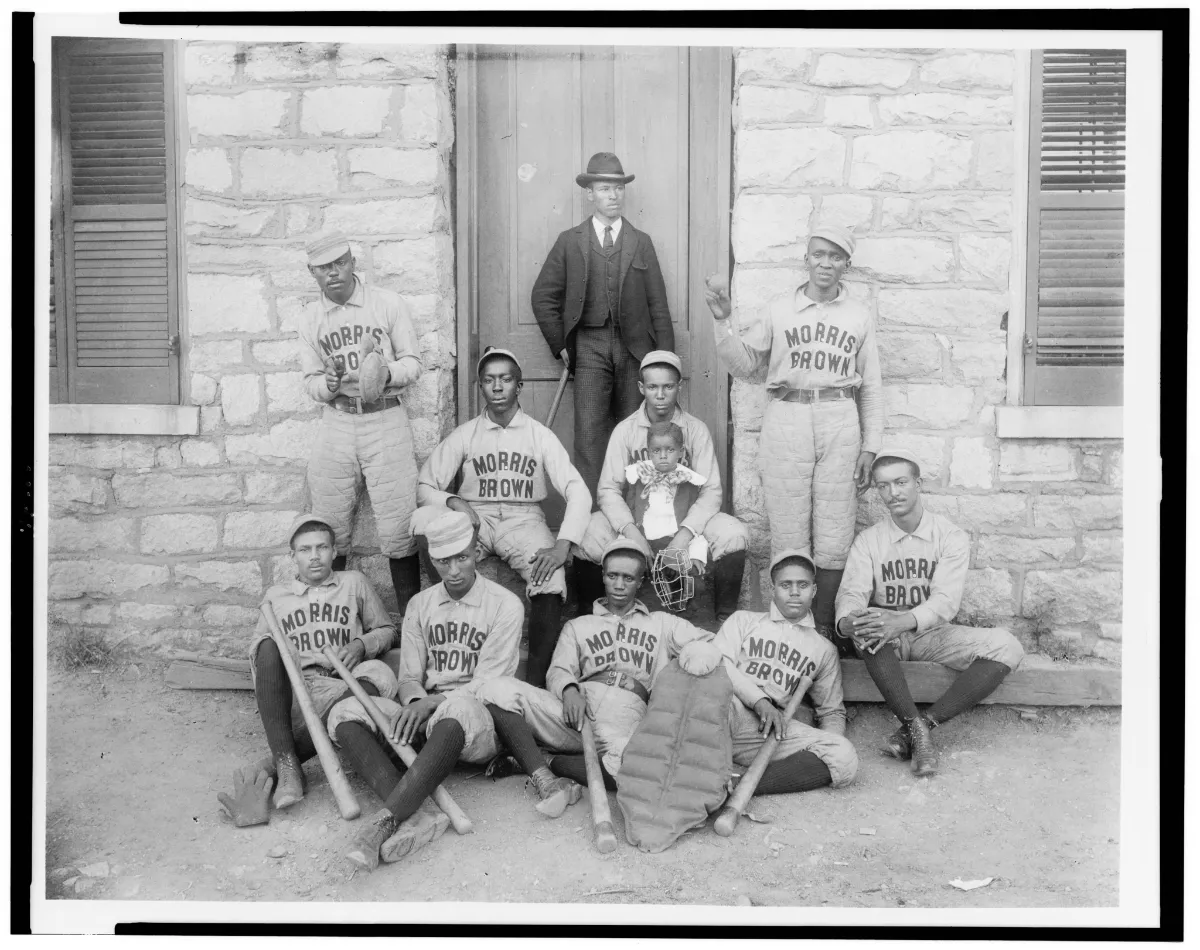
[43,659,1120,910]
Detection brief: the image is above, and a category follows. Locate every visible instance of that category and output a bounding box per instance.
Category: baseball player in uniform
[714,549,859,795]
[412,347,591,689]
[704,226,883,640]
[575,350,749,621]
[299,232,423,613]
[836,447,1024,777]
[218,514,398,826]
[327,510,523,870]
[476,537,716,805]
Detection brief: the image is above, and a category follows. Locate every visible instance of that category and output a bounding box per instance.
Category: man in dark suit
[531,152,675,500]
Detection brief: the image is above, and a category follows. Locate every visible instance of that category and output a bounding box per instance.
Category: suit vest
[580,223,623,328]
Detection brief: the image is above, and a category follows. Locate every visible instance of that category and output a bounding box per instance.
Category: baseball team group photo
[38,27,1152,921]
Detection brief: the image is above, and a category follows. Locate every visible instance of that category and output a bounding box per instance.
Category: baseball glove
[357,335,390,404]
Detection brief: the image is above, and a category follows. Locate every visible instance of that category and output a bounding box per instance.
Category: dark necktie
[603,225,613,249]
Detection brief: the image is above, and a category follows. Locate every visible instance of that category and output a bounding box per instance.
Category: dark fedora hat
[576,152,635,187]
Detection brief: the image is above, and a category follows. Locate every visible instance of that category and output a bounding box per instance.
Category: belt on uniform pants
[329,395,401,415]
[771,387,854,403]
[584,670,650,703]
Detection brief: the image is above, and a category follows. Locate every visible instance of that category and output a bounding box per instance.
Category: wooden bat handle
[581,720,617,853]
[714,676,812,837]
[322,648,474,835]
[259,604,360,821]
[545,365,571,428]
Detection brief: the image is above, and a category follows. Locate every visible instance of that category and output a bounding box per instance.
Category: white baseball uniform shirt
[416,407,592,544]
[298,277,423,402]
[715,283,883,453]
[396,574,523,703]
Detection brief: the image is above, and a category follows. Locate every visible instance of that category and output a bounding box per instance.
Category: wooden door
[456,45,733,524]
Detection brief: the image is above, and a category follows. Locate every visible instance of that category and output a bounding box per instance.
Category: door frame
[453,44,734,490]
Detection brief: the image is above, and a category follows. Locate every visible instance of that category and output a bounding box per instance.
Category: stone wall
[729,48,1122,663]
[48,42,456,654]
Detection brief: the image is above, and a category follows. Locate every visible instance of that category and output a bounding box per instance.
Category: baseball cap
[768,548,816,577]
[602,535,652,563]
[639,349,683,375]
[306,231,352,267]
[476,346,522,377]
[289,513,337,546]
[872,446,923,478]
[808,224,856,258]
[424,510,477,559]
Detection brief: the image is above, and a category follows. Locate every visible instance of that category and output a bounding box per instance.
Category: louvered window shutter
[53,38,180,404]
[1024,49,1125,406]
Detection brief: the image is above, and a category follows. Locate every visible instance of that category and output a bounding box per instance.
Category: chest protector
[616,659,733,853]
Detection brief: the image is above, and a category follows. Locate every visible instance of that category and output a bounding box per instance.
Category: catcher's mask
[651,548,695,612]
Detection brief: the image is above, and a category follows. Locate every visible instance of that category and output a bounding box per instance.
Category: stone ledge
[50,405,200,437]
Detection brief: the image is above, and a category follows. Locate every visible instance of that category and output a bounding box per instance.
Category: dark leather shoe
[881,722,911,760]
[347,808,400,871]
[908,716,939,777]
[272,752,305,809]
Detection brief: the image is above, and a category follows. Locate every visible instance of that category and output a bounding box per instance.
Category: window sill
[996,406,1123,440]
[50,404,200,436]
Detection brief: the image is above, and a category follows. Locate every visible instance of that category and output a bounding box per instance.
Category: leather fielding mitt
[217,767,274,828]
[357,335,390,404]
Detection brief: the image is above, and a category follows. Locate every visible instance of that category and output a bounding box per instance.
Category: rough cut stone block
[49,437,156,470]
[1023,568,1121,624]
[1039,627,1086,658]
[736,128,846,188]
[732,193,813,263]
[881,433,946,481]
[816,194,874,231]
[335,44,442,80]
[884,383,975,429]
[853,237,954,283]
[372,236,449,294]
[142,514,220,554]
[200,405,224,433]
[1098,622,1122,641]
[347,147,440,188]
[920,53,1014,90]
[185,42,237,86]
[999,443,1077,482]
[188,275,270,334]
[252,340,302,366]
[201,605,261,627]
[915,194,1011,232]
[323,197,443,235]
[116,603,181,626]
[186,148,233,193]
[1106,452,1123,489]
[974,535,1075,566]
[950,339,1006,382]
[956,567,1015,622]
[811,54,912,89]
[877,330,942,379]
[245,471,307,505]
[155,444,183,469]
[221,374,262,427]
[241,149,339,198]
[949,437,993,489]
[276,296,317,335]
[823,95,874,128]
[730,432,767,524]
[1081,533,1123,563]
[113,473,241,508]
[736,85,820,127]
[224,510,301,550]
[730,379,768,434]
[190,374,218,406]
[300,86,392,137]
[974,131,1014,189]
[190,340,244,372]
[265,371,311,414]
[1033,494,1122,529]
[878,288,1007,331]
[958,233,1011,286]
[878,196,914,230]
[186,199,275,237]
[1091,638,1121,663]
[49,517,135,554]
[731,266,803,316]
[180,440,222,467]
[188,245,309,292]
[399,82,439,144]
[49,560,170,599]
[244,43,334,83]
[1079,451,1103,482]
[225,418,322,465]
[175,559,263,594]
[735,48,812,83]
[878,93,1013,126]
[850,131,972,190]
[49,469,110,514]
[188,91,289,140]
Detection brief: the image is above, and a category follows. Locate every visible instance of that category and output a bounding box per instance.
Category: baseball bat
[259,603,361,821]
[714,676,813,837]
[545,364,571,428]
[581,720,617,853]
[322,647,474,835]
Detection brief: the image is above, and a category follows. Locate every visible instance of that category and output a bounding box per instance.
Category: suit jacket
[531,217,675,363]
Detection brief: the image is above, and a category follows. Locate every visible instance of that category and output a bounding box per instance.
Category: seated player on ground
[623,421,708,574]
[218,514,398,826]
[714,549,859,795]
[325,510,524,870]
[475,536,717,812]
[413,346,590,689]
[835,447,1025,777]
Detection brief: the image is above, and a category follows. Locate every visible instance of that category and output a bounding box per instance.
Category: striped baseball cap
[305,231,352,267]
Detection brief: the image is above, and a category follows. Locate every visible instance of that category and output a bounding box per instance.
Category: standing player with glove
[298,231,424,613]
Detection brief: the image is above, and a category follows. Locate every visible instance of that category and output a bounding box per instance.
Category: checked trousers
[572,322,642,501]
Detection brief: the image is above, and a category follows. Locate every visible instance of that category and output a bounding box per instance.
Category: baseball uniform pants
[307,403,419,559]
[476,676,646,778]
[573,322,643,500]
[412,502,567,600]
[327,690,501,766]
[728,700,858,788]
[576,510,749,564]
[758,397,861,570]
[892,623,1025,672]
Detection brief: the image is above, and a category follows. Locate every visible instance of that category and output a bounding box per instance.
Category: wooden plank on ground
[167,650,250,672]
[166,661,253,691]
[840,660,1121,707]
